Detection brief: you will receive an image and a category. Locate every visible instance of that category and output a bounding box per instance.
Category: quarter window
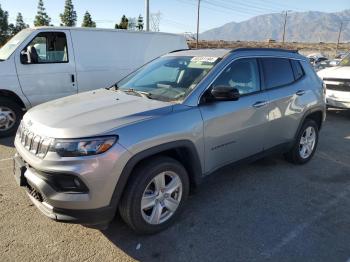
[261,58,295,89]
[23,32,68,64]
[213,58,260,95]
[291,60,305,80]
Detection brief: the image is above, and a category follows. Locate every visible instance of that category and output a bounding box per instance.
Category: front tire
[0,98,23,138]
[285,119,319,164]
[119,156,189,234]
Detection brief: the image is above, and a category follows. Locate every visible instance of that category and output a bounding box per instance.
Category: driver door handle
[296,90,305,96]
[253,101,268,108]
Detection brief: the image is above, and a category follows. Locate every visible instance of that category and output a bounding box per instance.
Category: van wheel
[0,98,23,138]
[285,119,319,164]
[119,156,189,234]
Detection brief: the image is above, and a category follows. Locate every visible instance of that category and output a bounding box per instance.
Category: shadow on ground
[0,136,15,148]
[101,109,350,261]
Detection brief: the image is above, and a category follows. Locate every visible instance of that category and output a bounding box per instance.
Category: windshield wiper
[122,88,152,99]
[108,84,152,99]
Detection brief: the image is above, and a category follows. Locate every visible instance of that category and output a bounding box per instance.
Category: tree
[136,14,144,31]
[34,0,51,26]
[81,11,96,27]
[115,15,128,30]
[11,13,29,35]
[60,0,77,27]
[0,4,10,45]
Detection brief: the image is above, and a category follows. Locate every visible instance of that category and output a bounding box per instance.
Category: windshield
[339,53,350,66]
[0,29,32,61]
[118,55,220,103]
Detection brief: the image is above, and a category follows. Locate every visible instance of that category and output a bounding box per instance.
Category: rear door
[15,30,77,106]
[199,58,269,173]
[261,57,308,149]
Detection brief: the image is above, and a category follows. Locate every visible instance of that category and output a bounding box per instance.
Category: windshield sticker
[191,56,218,63]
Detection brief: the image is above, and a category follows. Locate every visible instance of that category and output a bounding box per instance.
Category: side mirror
[20,50,29,64]
[211,85,240,101]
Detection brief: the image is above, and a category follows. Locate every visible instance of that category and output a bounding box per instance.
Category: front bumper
[13,155,115,226]
[326,90,350,109]
[14,135,132,226]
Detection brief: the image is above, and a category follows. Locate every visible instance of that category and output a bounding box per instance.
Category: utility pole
[145,0,150,31]
[282,10,291,44]
[335,21,343,56]
[335,20,349,57]
[196,0,201,48]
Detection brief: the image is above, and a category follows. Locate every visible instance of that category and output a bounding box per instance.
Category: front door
[199,58,269,174]
[15,30,77,106]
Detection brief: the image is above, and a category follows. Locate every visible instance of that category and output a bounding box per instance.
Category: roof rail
[231,48,298,53]
[168,48,190,53]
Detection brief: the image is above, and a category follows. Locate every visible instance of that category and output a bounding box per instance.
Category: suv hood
[317,66,350,79]
[23,89,173,138]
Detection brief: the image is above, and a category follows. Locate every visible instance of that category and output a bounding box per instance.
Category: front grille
[324,78,350,92]
[16,123,53,159]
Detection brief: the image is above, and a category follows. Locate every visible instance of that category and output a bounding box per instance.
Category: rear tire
[285,119,319,164]
[0,98,23,138]
[119,156,189,234]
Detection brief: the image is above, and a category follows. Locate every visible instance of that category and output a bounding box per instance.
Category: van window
[24,32,68,64]
[213,58,260,95]
[261,58,295,89]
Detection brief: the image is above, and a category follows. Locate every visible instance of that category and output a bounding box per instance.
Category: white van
[0,27,188,136]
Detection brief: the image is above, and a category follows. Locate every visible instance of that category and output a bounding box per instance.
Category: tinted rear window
[291,60,305,80]
[261,58,295,89]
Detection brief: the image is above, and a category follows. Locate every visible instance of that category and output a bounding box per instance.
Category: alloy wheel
[0,106,16,131]
[141,171,183,225]
[299,126,316,159]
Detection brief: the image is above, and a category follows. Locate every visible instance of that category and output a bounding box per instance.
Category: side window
[23,32,68,64]
[213,58,260,95]
[261,58,295,89]
[290,60,305,80]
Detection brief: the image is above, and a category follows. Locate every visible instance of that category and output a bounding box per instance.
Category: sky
[1,0,350,33]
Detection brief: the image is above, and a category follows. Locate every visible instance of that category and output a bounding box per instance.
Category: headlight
[51,136,117,157]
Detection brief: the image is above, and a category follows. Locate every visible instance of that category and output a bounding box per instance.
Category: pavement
[0,109,350,262]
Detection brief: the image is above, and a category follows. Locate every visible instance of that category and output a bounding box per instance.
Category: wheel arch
[295,108,325,140]
[109,140,203,210]
[0,89,27,110]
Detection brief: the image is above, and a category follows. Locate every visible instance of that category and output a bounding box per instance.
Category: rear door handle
[296,90,305,96]
[71,74,75,83]
[252,101,268,108]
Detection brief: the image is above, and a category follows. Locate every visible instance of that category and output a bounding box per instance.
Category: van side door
[199,58,269,174]
[15,30,77,106]
[260,57,308,149]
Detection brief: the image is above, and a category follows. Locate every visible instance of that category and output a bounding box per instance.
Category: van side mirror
[210,85,240,101]
[20,50,29,64]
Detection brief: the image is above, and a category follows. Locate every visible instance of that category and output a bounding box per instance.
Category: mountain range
[200,9,350,43]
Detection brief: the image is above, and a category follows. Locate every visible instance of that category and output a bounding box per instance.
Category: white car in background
[0,27,188,137]
[318,52,350,109]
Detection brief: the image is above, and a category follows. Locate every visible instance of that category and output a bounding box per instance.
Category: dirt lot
[0,109,350,262]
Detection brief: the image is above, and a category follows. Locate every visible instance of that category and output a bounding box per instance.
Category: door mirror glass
[211,85,240,101]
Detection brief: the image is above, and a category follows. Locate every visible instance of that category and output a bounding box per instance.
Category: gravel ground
[0,109,350,262]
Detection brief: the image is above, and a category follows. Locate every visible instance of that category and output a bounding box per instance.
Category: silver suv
[14,48,326,234]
